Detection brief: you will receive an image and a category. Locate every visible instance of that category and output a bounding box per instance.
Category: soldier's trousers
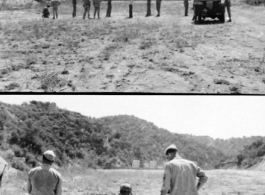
[73,4,77,17]
[106,3,112,17]
[83,6,91,19]
[146,0,151,16]
[129,4,133,18]
[156,0,161,16]
[226,6,231,19]
[184,1,189,16]
[53,7,58,18]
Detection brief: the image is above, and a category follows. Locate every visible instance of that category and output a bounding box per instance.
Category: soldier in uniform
[83,0,91,19]
[224,0,231,22]
[156,0,161,17]
[93,0,102,19]
[161,144,208,195]
[106,0,112,17]
[27,150,63,195]
[73,0,77,17]
[146,0,151,17]
[184,0,189,16]
[42,5,50,18]
[129,0,133,18]
[51,0,61,19]
[119,183,132,195]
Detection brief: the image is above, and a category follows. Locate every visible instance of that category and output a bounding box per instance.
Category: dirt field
[0,1,264,93]
[1,168,265,195]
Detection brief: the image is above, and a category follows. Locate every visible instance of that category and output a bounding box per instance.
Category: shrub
[11,161,29,171]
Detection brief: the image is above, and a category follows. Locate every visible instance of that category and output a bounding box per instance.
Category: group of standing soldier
[43,0,231,22]
[26,145,208,195]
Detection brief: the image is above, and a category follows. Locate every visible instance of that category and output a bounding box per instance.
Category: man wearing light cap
[119,183,132,195]
[161,144,207,195]
[27,150,62,195]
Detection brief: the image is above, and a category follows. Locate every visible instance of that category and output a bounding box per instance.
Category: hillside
[182,134,265,157]
[0,100,228,170]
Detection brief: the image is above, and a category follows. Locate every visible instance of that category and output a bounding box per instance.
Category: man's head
[119,183,132,195]
[42,150,56,165]
[165,144,178,161]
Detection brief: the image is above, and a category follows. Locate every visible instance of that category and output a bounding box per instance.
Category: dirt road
[0,1,264,93]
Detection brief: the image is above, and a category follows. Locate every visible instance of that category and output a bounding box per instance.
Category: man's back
[28,164,62,195]
[162,157,206,195]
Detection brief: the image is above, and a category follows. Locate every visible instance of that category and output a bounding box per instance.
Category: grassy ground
[1,168,265,195]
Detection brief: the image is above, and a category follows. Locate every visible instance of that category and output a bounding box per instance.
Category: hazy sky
[0,95,264,140]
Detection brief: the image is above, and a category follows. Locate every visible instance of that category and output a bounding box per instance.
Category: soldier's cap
[165,144,178,155]
[120,183,132,193]
[43,150,56,162]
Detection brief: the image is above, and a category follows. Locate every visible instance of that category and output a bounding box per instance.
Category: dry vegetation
[0,0,265,92]
[1,168,265,195]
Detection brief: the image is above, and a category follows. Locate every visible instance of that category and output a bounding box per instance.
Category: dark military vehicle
[193,0,225,24]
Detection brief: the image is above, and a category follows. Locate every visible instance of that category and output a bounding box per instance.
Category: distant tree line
[0,100,253,171]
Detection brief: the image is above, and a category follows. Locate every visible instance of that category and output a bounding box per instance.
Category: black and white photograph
[0,0,264,92]
[0,95,265,195]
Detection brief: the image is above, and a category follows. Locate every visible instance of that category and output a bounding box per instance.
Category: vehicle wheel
[220,13,225,23]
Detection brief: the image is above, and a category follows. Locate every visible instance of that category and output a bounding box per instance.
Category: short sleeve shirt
[161,156,207,195]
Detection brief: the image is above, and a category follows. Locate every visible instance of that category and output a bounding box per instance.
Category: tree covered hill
[180,134,265,157]
[0,100,256,171]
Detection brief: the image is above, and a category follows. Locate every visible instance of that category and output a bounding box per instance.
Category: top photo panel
[0,0,264,93]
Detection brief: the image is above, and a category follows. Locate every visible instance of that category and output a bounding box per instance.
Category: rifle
[0,164,7,188]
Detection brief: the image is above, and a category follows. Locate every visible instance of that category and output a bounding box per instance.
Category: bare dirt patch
[0,1,265,93]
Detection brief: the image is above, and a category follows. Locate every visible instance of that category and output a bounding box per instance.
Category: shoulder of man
[28,166,41,175]
[50,167,62,178]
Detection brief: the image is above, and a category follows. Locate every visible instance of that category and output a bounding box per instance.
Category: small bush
[40,72,68,92]
[11,161,29,171]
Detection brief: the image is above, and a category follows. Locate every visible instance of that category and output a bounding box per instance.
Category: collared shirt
[161,156,207,195]
[27,164,62,195]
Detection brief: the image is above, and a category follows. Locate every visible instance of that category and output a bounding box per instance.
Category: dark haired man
[42,5,50,18]
[119,183,132,195]
[27,150,62,195]
[161,144,208,195]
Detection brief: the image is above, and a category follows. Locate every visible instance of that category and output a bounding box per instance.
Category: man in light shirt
[51,0,61,19]
[161,144,208,195]
[27,150,62,195]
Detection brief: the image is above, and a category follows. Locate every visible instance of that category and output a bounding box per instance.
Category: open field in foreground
[0,1,265,93]
[1,168,265,195]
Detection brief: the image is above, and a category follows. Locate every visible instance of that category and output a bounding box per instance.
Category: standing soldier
[156,0,161,17]
[184,0,189,16]
[51,0,61,19]
[27,150,63,195]
[106,0,112,17]
[129,0,133,18]
[83,0,91,19]
[73,0,77,17]
[93,0,102,19]
[161,144,208,195]
[224,0,231,22]
[146,0,151,17]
